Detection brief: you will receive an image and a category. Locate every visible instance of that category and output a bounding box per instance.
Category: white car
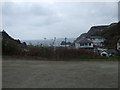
[101,51,109,57]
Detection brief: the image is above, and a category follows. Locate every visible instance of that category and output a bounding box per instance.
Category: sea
[21,38,76,46]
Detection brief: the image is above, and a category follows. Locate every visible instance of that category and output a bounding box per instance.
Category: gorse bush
[2,38,99,59]
[27,45,54,58]
[55,47,99,59]
[26,46,99,59]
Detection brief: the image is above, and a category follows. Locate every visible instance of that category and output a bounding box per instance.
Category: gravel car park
[2,59,118,88]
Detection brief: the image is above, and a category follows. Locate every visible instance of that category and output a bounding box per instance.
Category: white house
[75,39,93,49]
[89,36,105,47]
[60,41,72,47]
[117,39,120,51]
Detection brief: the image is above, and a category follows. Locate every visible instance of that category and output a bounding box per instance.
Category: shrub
[27,45,54,58]
[2,38,22,56]
[55,47,99,60]
[2,39,99,60]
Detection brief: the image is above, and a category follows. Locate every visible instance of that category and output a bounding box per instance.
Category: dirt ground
[2,59,118,88]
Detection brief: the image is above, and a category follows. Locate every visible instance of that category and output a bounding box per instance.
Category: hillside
[75,33,87,42]
[1,30,27,55]
[102,22,120,49]
[87,25,108,37]
[75,22,120,49]
[75,25,109,41]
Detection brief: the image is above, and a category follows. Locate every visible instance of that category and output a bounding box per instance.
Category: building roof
[76,38,92,44]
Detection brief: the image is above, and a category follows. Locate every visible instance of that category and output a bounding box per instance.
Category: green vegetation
[1,22,120,60]
[3,39,120,60]
[2,38,22,56]
[27,45,54,58]
[102,22,120,49]
[2,36,100,59]
[54,47,99,60]
[25,45,99,60]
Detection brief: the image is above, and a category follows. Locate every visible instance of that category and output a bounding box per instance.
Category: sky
[1,1,118,40]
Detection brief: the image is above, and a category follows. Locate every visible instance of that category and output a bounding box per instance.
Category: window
[80,43,84,46]
[89,43,91,46]
[85,43,87,46]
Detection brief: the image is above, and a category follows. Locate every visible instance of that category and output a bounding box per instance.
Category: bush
[2,39,99,60]
[55,47,99,60]
[2,38,22,56]
[26,45,100,60]
[27,45,54,58]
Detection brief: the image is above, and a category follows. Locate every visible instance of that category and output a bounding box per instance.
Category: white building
[75,39,93,49]
[117,39,120,51]
[75,36,105,49]
[90,36,105,46]
[89,36,105,47]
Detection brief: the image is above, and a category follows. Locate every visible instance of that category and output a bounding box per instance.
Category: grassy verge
[2,55,119,61]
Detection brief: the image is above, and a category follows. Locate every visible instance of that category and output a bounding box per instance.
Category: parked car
[101,51,109,57]
[101,49,118,57]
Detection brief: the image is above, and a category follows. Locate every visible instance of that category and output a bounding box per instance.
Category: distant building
[60,41,72,47]
[75,36,105,49]
[117,39,120,51]
[75,38,93,49]
[89,36,105,47]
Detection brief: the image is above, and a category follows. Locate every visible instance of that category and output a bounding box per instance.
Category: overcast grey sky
[1,1,118,40]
